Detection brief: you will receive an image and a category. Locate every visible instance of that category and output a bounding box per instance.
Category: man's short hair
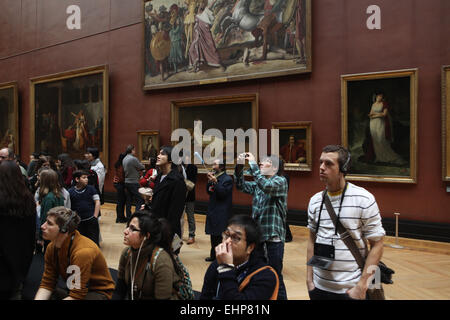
[322,144,351,174]
[86,147,99,159]
[227,215,261,249]
[47,206,80,234]
[72,170,90,181]
[261,154,284,176]
[1,147,14,160]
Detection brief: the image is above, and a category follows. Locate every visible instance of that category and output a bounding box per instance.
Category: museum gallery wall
[0,0,449,228]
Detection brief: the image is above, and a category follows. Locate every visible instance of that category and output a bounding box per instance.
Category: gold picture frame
[272,121,312,171]
[0,81,19,155]
[30,65,109,166]
[171,93,258,173]
[341,69,418,183]
[142,0,312,90]
[442,65,450,181]
[137,130,160,164]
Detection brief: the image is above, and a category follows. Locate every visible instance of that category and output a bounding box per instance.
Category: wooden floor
[98,203,450,300]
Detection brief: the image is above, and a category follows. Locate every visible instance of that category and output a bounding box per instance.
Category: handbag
[322,190,394,300]
[184,179,195,191]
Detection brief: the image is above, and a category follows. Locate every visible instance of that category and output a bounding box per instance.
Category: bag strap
[238,266,279,300]
[322,190,365,270]
[149,246,164,272]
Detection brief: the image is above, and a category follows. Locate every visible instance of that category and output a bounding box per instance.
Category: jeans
[113,183,130,220]
[210,235,222,260]
[264,241,288,300]
[185,201,196,238]
[124,183,144,216]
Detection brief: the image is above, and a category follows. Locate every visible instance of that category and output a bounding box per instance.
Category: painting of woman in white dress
[367,92,406,165]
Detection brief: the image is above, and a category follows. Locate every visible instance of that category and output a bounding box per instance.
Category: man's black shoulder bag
[322,190,394,300]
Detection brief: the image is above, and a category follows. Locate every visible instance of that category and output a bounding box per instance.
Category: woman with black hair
[150,146,187,244]
[113,152,129,223]
[0,160,36,299]
[113,211,181,300]
[57,153,76,189]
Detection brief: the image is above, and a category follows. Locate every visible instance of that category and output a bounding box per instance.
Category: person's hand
[207,172,217,183]
[246,152,255,162]
[346,285,366,300]
[215,239,233,265]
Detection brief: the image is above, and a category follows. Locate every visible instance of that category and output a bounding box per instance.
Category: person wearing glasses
[200,215,279,300]
[35,206,115,300]
[113,211,181,300]
[234,152,288,300]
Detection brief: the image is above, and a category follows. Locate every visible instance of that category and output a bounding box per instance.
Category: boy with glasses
[200,215,279,300]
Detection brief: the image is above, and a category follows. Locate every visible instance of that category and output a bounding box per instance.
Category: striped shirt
[235,161,287,242]
[307,182,385,294]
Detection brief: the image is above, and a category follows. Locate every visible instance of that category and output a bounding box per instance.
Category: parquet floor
[98,203,450,300]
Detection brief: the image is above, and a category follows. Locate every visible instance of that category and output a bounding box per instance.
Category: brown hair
[47,206,80,234]
[38,168,62,201]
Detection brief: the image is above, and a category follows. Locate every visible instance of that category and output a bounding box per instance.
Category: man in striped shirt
[306,145,385,300]
[235,152,288,300]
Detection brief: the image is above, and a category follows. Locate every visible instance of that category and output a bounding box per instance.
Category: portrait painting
[341,69,417,183]
[272,121,311,171]
[171,94,258,171]
[442,65,450,181]
[30,65,109,166]
[0,82,19,154]
[143,0,311,90]
[137,130,160,164]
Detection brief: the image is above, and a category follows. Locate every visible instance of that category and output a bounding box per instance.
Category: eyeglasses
[126,225,141,233]
[222,230,244,244]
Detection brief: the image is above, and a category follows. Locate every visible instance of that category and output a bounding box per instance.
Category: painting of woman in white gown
[343,70,417,182]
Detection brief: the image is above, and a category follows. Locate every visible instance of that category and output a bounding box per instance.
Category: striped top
[307,182,385,294]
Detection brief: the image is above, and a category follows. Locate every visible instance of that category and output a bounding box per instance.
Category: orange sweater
[39,230,115,299]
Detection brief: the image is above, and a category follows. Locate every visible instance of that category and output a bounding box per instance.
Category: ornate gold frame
[30,65,109,166]
[442,65,450,181]
[341,69,418,183]
[0,81,19,155]
[272,121,312,171]
[137,130,160,164]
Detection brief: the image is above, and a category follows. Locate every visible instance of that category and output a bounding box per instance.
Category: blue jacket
[205,172,233,236]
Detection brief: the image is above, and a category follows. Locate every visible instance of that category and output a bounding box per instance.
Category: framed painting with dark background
[341,69,417,183]
[272,121,312,171]
[171,94,258,172]
[0,82,19,155]
[443,65,450,181]
[143,0,311,90]
[30,65,109,166]
[137,130,160,164]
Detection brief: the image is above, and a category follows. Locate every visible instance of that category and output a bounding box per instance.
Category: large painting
[341,69,418,183]
[30,65,109,166]
[171,94,258,171]
[272,121,311,171]
[0,82,19,154]
[443,65,450,181]
[143,0,311,90]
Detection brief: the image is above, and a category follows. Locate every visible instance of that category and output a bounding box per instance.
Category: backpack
[150,247,194,300]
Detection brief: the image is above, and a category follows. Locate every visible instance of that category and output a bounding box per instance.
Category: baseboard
[103,192,450,243]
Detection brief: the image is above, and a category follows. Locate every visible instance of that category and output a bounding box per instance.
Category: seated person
[113,211,181,300]
[34,207,115,300]
[200,215,279,300]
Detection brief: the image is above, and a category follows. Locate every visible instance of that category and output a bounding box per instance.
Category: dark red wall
[1,0,449,224]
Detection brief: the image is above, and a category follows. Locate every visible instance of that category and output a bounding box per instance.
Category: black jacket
[184,164,197,202]
[151,169,187,237]
[199,248,278,300]
[0,208,36,299]
[205,173,233,236]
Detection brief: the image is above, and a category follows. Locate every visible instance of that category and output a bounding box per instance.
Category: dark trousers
[308,287,365,300]
[114,183,130,220]
[78,217,100,246]
[51,287,109,300]
[265,241,288,300]
[124,183,144,216]
[210,235,222,260]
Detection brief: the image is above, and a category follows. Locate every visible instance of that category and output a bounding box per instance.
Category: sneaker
[205,257,215,262]
[186,237,195,245]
